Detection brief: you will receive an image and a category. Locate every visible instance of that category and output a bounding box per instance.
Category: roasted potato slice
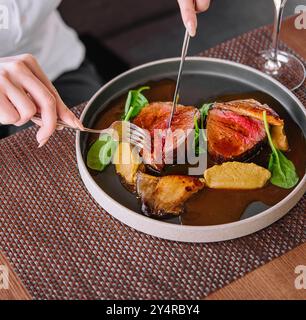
[114,142,143,191]
[271,125,289,151]
[204,162,271,190]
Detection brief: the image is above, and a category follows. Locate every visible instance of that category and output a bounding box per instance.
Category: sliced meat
[214,99,283,126]
[133,102,199,133]
[207,107,267,162]
[133,102,199,171]
[136,172,205,217]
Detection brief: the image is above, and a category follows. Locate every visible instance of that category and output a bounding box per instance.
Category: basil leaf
[263,111,299,189]
[124,86,150,121]
[87,135,113,171]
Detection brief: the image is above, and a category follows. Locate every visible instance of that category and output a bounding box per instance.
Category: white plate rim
[76,57,306,243]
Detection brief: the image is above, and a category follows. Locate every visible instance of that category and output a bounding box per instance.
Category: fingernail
[187,21,196,37]
[74,118,84,130]
[38,138,49,148]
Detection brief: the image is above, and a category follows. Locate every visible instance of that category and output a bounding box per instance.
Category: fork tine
[129,135,146,145]
[129,123,148,137]
[111,121,151,151]
[126,129,147,141]
[132,135,151,150]
[129,134,151,150]
[127,138,145,150]
[128,133,144,143]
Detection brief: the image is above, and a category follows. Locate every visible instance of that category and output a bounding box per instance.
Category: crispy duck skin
[214,99,283,126]
[207,107,267,162]
[133,102,199,171]
[136,172,205,217]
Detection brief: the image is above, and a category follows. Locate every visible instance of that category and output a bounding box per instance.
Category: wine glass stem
[271,1,286,62]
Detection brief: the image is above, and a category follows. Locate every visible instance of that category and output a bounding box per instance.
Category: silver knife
[167,28,192,129]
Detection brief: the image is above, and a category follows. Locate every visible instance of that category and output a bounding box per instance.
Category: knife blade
[167,29,191,129]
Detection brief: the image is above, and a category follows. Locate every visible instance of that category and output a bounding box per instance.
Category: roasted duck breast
[133,102,199,171]
[207,100,272,162]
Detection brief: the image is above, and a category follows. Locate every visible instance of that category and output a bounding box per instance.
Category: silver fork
[31,116,149,151]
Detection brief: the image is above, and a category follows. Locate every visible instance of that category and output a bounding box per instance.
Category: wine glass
[253,0,305,90]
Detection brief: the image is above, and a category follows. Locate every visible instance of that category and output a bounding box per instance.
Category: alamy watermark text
[0,4,9,30]
[295,5,306,29]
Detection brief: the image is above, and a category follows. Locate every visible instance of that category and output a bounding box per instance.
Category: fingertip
[73,118,84,131]
[187,20,196,37]
[58,107,79,128]
[36,129,51,147]
[196,0,211,13]
[62,109,84,130]
[38,138,49,148]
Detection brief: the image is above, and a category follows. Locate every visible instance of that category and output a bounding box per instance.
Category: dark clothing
[53,58,103,107]
[0,58,102,138]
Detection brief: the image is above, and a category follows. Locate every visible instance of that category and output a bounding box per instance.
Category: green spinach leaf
[87,86,150,171]
[263,111,299,189]
[123,86,150,121]
[193,103,213,156]
[87,134,117,171]
[193,115,205,156]
[98,136,118,169]
[199,103,213,128]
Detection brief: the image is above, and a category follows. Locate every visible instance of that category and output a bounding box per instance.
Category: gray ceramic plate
[76,57,306,243]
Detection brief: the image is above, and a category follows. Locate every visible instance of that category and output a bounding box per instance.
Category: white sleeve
[0,0,61,48]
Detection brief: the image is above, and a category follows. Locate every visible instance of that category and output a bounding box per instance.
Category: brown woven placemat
[1,26,305,300]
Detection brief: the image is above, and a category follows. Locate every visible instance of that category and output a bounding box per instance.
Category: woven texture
[0,26,305,300]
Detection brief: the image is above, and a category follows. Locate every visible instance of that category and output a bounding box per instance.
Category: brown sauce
[87,79,306,226]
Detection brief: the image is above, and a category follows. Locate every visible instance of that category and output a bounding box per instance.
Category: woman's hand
[177,0,211,37]
[0,54,83,147]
